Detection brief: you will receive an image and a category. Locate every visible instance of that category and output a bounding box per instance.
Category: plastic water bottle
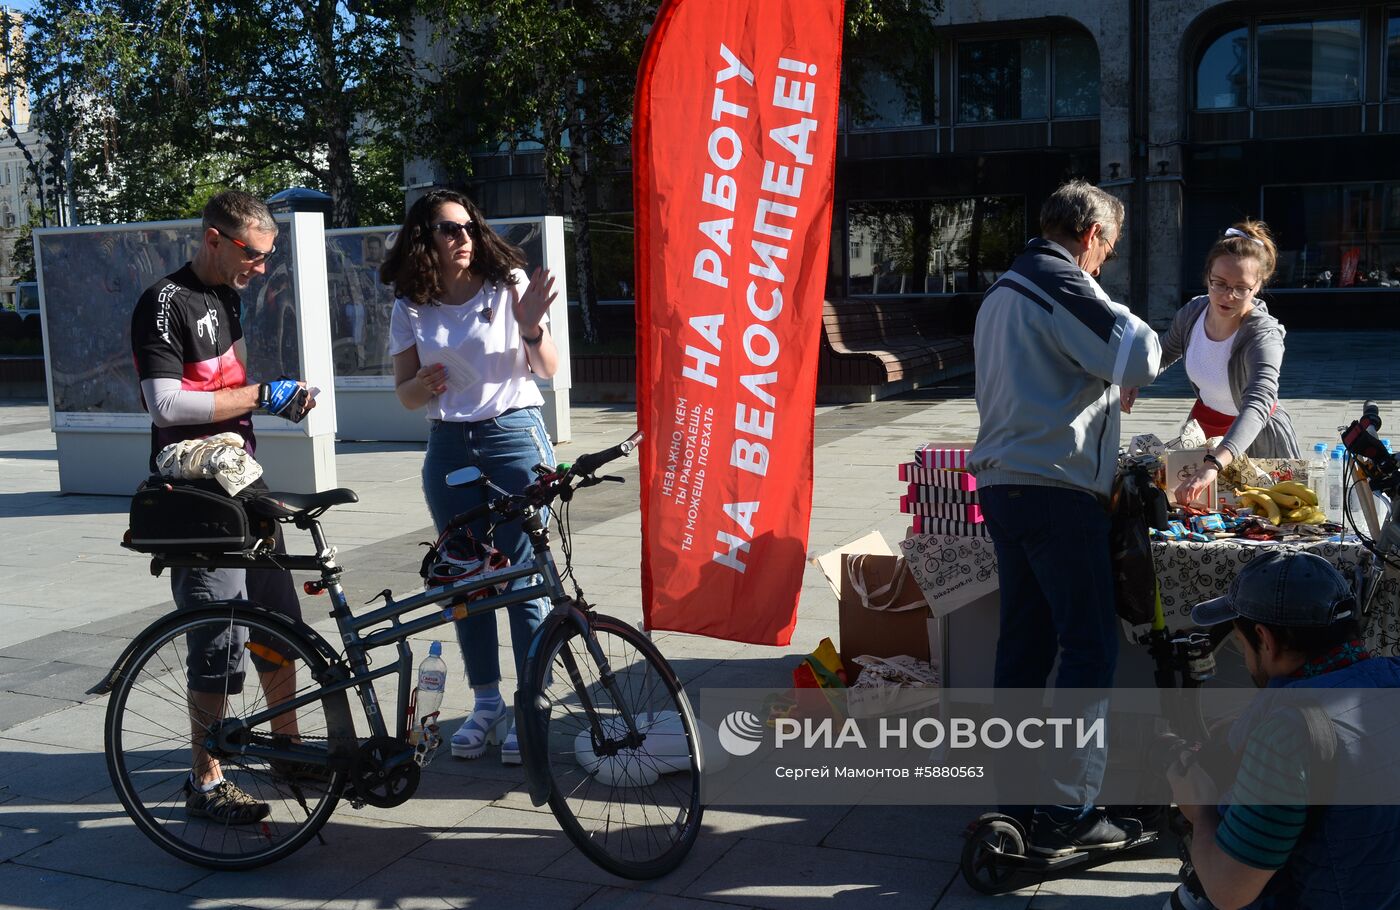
[1310,442,1329,490]
[415,641,448,727]
[1326,450,1344,518]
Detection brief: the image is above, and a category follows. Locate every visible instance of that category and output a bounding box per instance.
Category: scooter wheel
[961,818,1027,895]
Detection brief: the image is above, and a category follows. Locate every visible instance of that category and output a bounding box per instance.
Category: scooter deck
[1005,830,1160,872]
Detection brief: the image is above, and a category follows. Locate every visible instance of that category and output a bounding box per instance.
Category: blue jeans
[422,407,555,690]
[979,484,1118,820]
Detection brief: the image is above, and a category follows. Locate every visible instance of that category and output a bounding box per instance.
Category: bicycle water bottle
[416,641,448,725]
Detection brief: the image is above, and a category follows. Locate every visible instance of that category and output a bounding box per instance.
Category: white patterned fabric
[901,533,1400,657]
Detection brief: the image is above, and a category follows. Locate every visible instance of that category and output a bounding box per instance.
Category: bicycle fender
[85,600,343,695]
[514,687,551,806]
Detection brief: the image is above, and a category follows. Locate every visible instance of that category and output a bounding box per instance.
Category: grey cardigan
[1157,296,1300,459]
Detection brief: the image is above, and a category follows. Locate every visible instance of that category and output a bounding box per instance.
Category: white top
[388,268,547,423]
[1184,310,1238,415]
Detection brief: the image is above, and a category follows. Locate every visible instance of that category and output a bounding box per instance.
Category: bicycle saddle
[248,488,359,519]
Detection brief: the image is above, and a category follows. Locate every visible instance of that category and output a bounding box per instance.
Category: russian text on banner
[634,0,845,644]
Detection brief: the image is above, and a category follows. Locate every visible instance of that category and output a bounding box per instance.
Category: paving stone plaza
[1,330,1396,909]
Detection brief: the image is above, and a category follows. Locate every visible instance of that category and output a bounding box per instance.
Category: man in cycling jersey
[131,190,317,825]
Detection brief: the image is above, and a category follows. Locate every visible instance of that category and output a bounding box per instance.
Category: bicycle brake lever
[365,588,391,606]
[600,474,625,484]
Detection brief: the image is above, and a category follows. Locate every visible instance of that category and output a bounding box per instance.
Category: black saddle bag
[126,476,276,554]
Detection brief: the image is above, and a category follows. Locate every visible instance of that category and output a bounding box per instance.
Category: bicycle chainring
[350,736,421,808]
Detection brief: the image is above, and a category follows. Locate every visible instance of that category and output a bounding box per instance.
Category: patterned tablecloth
[900,534,1400,658]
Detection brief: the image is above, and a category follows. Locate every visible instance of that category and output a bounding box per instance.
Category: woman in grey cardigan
[1123,220,1299,505]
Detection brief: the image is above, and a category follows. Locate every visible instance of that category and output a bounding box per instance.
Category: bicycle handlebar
[567,430,645,478]
[446,432,646,531]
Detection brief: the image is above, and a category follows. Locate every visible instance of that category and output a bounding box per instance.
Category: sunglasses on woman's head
[433,220,480,240]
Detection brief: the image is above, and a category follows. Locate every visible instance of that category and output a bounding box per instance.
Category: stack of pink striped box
[899,445,988,538]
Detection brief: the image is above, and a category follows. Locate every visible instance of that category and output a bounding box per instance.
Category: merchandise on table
[913,445,972,470]
[902,446,985,540]
[900,497,984,522]
[904,482,979,504]
[899,462,978,489]
[907,515,990,538]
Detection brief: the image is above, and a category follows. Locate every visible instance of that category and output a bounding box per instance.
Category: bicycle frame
[138,505,599,770]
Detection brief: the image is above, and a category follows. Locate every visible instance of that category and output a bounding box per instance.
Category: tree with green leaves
[12,0,416,227]
[412,0,941,345]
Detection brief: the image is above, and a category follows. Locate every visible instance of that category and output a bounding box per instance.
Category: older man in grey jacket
[969,179,1162,856]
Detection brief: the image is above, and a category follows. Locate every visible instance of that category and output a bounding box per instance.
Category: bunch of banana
[1235,481,1324,524]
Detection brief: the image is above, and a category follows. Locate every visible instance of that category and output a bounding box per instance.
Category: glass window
[1257,19,1361,106]
[1196,27,1249,109]
[1388,14,1400,98]
[846,196,1025,295]
[1053,32,1100,117]
[848,64,935,130]
[564,212,635,303]
[958,38,1047,122]
[1262,182,1400,289]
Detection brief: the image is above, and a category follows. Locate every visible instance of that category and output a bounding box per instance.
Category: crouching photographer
[1163,550,1400,910]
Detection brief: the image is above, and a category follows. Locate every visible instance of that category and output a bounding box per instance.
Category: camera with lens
[1149,731,1201,773]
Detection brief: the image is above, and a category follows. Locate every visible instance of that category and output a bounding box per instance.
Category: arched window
[1193,17,1362,112]
[1196,27,1248,109]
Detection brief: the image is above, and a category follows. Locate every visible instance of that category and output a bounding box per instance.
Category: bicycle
[87,430,704,879]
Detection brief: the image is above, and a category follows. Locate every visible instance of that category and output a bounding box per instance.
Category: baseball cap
[1191,549,1355,628]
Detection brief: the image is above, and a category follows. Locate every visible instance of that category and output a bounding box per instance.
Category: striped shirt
[1216,714,1309,870]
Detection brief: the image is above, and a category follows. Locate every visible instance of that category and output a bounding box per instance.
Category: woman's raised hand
[513,267,558,336]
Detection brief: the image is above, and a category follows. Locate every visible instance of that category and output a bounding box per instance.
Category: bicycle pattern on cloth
[900,534,1400,657]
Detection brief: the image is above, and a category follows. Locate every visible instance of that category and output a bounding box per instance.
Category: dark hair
[203,190,275,235]
[1040,179,1124,242]
[1234,613,1361,660]
[1203,219,1278,287]
[377,189,525,306]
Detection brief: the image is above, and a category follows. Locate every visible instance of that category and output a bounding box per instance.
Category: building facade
[0,10,44,303]
[456,0,1400,330]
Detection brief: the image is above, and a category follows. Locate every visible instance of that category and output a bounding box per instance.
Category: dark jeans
[980,483,1118,820]
[422,407,555,690]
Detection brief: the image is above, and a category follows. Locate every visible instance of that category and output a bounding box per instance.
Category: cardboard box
[814,532,933,674]
[1164,448,1218,509]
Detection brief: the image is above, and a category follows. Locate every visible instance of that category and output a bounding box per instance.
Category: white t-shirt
[388,269,547,423]
[1185,310,1238,415]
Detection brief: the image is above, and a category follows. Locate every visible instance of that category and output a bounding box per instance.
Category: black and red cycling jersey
[131,263,255,470]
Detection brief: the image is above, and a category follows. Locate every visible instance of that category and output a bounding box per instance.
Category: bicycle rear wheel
[103,606,350,870]
[524,613,703,879]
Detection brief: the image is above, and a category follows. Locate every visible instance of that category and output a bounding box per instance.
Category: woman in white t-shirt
[381,189,559,764]
[1122,220,1299,505]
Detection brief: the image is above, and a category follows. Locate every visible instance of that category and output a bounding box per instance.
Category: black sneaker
[184,779,271,825]
[1030,809,1142,856]
[1165,868,1216,910]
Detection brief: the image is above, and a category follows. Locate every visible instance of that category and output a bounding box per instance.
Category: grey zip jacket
[970,239,1162,500]
[1157,295,1300,459]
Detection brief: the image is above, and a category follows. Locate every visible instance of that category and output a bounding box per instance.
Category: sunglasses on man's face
[433,220,481,240]
[211,225,275,262]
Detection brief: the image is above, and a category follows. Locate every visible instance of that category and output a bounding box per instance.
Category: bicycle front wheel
[525,613,703,879]
[104,606,350,870]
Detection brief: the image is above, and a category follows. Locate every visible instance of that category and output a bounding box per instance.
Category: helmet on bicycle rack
[419,527,511,601]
